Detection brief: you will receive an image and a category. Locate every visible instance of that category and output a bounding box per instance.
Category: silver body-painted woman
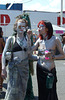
[1,18,32,100]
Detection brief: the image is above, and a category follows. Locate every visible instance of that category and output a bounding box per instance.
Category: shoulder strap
[11,36,16,45]
[11,36,15,61]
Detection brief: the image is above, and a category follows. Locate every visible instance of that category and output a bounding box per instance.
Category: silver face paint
[17,22,25,26]
[17,21,26,34]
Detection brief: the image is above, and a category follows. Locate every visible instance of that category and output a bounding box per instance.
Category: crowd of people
[0,13,65,100]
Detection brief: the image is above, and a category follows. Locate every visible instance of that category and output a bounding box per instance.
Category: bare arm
[28,38,39,54]
[2,36,12,69]
[27,29,39,53]
[28,54,39,61]
[54,37,64,59]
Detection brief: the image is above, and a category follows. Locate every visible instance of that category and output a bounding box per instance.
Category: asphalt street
[0,60,65,100]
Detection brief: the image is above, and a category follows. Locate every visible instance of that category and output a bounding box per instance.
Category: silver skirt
[5,59,29,100]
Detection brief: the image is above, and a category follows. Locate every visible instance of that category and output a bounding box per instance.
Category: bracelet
[52,55,55,59]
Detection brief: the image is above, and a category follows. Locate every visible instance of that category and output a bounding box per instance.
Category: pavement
[0,60,65,100]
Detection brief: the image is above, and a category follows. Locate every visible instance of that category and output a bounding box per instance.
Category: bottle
[46,73,54,89]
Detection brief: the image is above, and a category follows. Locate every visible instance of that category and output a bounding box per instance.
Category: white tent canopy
[52,25,65,31]
[36,24,65,36]
[52,25,65,35]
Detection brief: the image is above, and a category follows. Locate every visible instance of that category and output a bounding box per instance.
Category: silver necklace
[17,37,25,49]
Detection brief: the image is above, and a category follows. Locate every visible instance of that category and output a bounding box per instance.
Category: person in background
[62,37,65,54]
[0,27,5,92]
[28,20,64,100]
[1,18,32,100]
[32,33,37,54]
[33,33,36,44]
[61,33,65,54]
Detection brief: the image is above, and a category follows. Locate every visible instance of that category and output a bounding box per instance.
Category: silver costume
[2,36,31,100]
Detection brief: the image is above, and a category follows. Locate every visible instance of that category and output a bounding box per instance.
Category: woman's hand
[45,50,52,59]
[1,68,7,80]
[45,51,51,57]
[27,29,32,39]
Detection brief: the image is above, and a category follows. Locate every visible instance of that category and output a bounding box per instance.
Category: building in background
[0,3,23,39]
[6,3,23,10]
[24,10,65,39]
[0,3,65,40]
[0,4,6,9]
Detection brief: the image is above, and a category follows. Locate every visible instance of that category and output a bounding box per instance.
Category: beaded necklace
[17,37,27,50]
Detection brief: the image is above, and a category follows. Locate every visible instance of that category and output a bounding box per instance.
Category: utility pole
[61,0,63,27]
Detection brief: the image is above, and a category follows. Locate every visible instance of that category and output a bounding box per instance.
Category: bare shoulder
[52,36,60,42]
[55,36,60,43]
[54,36,62,47]
[6,36,14,42]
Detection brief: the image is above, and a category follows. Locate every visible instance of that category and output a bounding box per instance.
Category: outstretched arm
[27,29,39,54]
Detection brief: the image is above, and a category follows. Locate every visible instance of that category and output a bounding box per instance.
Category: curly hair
[13,18,28,32]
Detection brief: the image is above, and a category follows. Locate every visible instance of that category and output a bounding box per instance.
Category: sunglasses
[38,24,45,30]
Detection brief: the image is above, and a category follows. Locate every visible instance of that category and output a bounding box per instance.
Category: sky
[0,0,65,12]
